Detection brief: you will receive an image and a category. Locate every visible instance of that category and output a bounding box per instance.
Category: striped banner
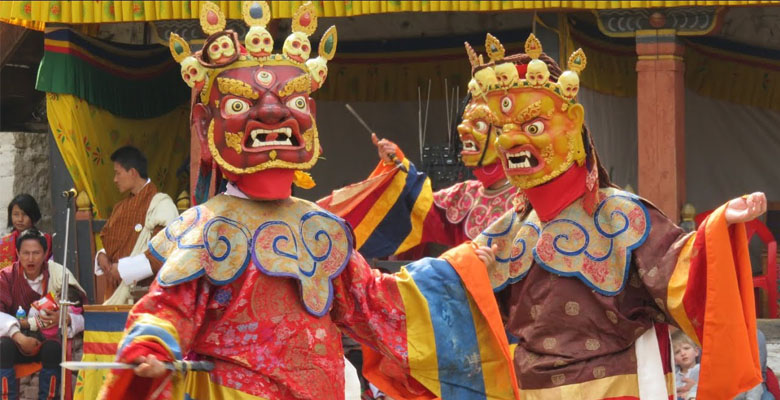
[37,27,188,119]
[74,306,130,400]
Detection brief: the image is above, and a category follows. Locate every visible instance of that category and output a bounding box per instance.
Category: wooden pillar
[635,30,686,221]
[596,7,722,221]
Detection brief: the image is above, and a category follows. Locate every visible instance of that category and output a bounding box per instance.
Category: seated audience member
[95,146,178,305]
[0,228,87,399]
[735,329,775,400]
[674,331,700,400]
[0,194,52,269]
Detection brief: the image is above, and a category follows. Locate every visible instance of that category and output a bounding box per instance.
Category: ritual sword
[344,104,408,173]
[61,360,215,372]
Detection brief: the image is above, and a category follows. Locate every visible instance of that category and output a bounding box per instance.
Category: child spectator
[673,331,700,400]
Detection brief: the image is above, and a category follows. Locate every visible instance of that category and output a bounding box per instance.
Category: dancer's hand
[133,354,167,378]
[725,192,766,225]
[371,133,399,164]
[475,244,498,267]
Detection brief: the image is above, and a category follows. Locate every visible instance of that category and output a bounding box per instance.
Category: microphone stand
[58,189,77,400]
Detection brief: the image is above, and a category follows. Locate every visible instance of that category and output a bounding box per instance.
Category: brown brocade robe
[498,207,682,391]
[475,187,761,399]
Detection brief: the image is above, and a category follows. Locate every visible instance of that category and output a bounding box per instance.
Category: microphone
[61,188,77,199]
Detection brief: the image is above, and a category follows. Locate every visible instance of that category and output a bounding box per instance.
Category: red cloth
[766,367,780,398]
[472,163,505,188]
[524,165,586,222]
[110,341,174,400]
[230,169,294,200]
[0,230,53,268]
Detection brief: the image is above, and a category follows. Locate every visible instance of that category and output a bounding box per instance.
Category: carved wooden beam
[596,7,723,37]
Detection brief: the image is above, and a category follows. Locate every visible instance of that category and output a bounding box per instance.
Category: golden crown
[168,1,337,101]
[464,41,494,99]
[470,33,587,104]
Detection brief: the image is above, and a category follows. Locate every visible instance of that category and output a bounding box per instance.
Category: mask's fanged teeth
[247,127,297,148]
[506,150,539,169]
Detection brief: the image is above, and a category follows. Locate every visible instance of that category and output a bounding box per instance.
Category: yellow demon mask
[474,34,588,190]
[458,42,504,168]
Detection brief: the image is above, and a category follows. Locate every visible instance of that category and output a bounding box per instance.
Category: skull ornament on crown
[458,42,502,169]
[169,1,337,200]
[471,33,589,190]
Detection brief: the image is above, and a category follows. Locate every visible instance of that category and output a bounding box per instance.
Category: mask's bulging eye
[286,96,309,113]
[501,96,513,113]
[256,70,274,86]
[475,121,488,133]
[524,121,544,136]
[224,98,251,116]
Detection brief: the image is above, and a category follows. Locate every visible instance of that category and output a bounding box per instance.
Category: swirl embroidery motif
[476,188,650,295]
[252,210,352,317]
[152,197,352,317]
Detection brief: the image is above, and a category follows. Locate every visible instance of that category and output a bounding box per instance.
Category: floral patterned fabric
[432,180,518,240]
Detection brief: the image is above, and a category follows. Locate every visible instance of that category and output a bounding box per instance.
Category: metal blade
[61,361,135,370]
[344,103,408,173]
[61,360,216,372]
[344,104,374,135]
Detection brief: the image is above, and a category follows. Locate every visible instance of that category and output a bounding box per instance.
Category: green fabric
[36,51,189,119]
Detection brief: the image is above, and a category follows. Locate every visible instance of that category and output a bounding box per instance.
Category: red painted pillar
[635,30,686,222]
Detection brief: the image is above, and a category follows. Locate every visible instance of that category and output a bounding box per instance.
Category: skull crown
[466,33,588,104]
[168,1,338,94]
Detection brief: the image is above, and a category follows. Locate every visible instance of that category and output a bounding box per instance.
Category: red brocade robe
[100,194,518,400]
[468,187,761,399]
[318,155,517,259]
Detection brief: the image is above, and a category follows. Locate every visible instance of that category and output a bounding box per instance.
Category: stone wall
[0,131,53,233]
[0,132,15,231]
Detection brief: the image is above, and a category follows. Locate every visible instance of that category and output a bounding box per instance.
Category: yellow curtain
[564,25,638,98]
[46,93,190,219]
[685,41,780,112]
[561,21,780,112]
[2,1,778,29]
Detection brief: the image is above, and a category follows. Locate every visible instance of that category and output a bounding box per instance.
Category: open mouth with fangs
[503,145,544,174]
[242,120,304,153]
[460,133,481,155]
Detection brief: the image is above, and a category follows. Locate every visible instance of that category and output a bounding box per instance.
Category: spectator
[0,194,52,269]
[734,329,775,400]
[95,146,178,305]
[673,331,700,400]
[0,228,87,399]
